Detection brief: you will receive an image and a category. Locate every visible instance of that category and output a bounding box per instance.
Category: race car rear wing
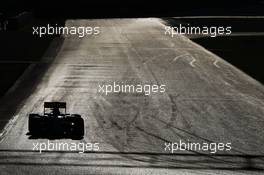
[44,102,67,114]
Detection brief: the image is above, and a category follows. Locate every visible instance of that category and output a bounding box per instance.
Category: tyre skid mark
[173,53,197,68]
[213,60,220,68]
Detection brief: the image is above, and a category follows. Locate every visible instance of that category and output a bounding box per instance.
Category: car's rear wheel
[28,114,41,135]
[70,116,84,139]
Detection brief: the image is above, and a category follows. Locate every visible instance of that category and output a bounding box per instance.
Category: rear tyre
[28,114,41,135]
[70,116,84,139]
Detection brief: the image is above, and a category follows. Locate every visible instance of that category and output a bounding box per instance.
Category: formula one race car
[28,102,84,139]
